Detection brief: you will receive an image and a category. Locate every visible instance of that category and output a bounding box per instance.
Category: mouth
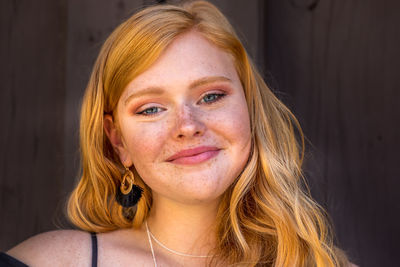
[166,146,220,165]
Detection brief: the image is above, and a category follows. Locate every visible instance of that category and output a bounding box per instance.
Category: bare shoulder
[6,230,92,267]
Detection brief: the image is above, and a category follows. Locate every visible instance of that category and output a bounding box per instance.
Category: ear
[103,114,132,167]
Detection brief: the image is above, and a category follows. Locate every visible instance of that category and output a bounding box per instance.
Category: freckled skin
[115,31,251,205]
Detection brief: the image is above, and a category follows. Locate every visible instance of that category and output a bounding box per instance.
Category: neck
[146,194,220,257]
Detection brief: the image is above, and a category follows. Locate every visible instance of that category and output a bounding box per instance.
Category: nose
[172,104,206,139]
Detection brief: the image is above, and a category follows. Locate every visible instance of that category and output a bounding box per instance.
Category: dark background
[1,0,399,266]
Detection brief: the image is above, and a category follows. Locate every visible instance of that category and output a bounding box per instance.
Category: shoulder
[6,230,92,267]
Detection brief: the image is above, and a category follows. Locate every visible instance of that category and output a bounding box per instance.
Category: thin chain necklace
[146,221,158,267]
[145,220,212,267]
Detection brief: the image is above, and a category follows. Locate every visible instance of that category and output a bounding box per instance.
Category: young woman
[2,1,352,266]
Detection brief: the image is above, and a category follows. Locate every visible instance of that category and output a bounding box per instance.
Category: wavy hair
[67,1,349,266]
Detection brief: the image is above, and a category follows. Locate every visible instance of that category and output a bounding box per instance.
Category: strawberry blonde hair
[67,1,349,266]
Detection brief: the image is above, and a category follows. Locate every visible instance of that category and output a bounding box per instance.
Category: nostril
[176,130,202,139]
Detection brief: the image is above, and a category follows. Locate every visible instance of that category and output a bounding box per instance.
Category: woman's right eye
[136,106,164,116]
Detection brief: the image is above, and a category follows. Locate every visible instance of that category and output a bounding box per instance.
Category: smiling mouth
[166,146,220,165]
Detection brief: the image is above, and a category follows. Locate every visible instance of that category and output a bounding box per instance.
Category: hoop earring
[116,166,143,207]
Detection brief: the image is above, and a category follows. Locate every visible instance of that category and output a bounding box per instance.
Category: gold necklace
[145,221,212,267]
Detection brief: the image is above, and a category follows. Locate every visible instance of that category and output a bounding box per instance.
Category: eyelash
[136,106,164,116]
[136,92,227,116]
[199,92,226,105]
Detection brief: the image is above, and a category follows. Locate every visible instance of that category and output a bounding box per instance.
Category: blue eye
[201,93,226,104]
[137,106,163,116]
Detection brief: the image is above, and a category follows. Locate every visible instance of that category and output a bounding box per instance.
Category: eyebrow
[188,76,232,90]
[124,75,232,106]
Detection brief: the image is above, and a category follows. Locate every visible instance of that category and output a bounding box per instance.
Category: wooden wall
[0,0,68,250]
[263,1,400,266]
[1,0,399,266]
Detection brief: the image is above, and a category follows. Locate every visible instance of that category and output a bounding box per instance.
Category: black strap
[90,233,98,267]
[0,252,29,267]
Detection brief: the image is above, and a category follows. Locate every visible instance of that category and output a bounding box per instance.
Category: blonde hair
[67,1,349,266]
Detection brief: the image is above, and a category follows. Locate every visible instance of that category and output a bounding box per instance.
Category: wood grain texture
[0,0,67,250]
[264,0,400,266]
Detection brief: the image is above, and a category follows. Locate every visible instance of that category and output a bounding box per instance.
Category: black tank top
[0,233,98,267]
[90,232,98,267]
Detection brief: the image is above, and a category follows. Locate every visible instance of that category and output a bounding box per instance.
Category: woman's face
[105,31,251,205]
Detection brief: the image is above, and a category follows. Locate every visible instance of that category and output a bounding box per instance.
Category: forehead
[121,30,240,98]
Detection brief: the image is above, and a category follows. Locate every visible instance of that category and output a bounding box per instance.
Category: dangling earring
[116,166,143,207]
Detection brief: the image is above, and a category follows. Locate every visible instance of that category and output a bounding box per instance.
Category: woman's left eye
[200,93,226,104]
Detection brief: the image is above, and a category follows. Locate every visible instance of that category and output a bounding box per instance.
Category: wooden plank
[0,0,67,250]
[264,0,400,266]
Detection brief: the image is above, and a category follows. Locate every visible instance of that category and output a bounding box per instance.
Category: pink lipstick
[166,146,220,165]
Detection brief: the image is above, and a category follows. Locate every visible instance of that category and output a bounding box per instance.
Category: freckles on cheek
[234,99,251,134]
[126,123,168,162]
[217,104,251,142]
[236,113,251,138]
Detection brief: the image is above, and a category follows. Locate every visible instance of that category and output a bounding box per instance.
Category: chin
[170,174,234,204]
[174,191,225,205]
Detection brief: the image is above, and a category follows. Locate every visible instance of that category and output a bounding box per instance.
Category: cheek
[212,96,251,147]
[121,119,170,164]
[213,95,252,178]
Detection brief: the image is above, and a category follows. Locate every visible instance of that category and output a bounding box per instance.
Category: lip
[166,146,220,165]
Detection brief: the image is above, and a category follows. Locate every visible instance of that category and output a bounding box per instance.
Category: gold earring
[116,166,143,207]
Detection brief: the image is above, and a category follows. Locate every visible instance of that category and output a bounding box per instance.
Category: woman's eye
[137,106,164,116]
[200,93,226,104]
